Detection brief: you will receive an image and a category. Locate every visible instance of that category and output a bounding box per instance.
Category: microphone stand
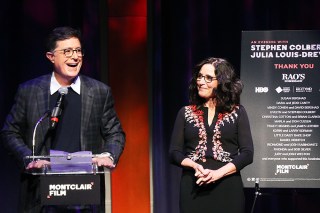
[32,110,50,160]
[250,178,261,213]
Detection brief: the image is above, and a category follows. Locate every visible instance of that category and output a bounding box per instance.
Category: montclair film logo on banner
[275,164,309,175]
[47,182,95,197]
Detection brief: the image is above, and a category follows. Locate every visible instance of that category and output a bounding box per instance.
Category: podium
[24,153,112,212]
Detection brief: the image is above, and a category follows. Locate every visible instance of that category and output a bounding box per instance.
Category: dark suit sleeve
[0,85,32,168]
[100,88,125,164]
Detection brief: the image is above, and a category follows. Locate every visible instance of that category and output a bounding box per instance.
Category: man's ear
[46,52,54,63]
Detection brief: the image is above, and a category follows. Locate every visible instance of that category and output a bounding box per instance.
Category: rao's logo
[282,73,305,82]
[255,87,268,93]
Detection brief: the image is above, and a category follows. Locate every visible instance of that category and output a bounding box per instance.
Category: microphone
[32,110,50,157]
[50,87,68,129]
[255,178,260,194]
[250,178,261,213]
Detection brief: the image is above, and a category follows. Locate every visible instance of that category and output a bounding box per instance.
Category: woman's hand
[196,163,237,185]
[194,164,208,178]
[194,164,217,186]
[196,169,225,185]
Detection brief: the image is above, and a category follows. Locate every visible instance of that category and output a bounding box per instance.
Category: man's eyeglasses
[196,74,217,83]
[53,48,84,57]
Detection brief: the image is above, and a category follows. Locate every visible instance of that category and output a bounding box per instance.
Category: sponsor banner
[240,30,320,188]
[40,175,100,205]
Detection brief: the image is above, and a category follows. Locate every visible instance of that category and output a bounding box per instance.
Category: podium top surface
[24,154,110,175]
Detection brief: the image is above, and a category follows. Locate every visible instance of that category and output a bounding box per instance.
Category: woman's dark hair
[46,26,82,52]
[188,57,243,112]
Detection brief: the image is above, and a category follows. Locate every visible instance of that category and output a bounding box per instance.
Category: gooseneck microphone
[32,110,50,158]
[255,178,260,193]
[251,178,261,213]
[50,87,68,129]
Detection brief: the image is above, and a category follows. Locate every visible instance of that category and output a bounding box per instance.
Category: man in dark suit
[0,26,126,212]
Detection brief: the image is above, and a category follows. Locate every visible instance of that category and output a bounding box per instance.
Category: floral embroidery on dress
[186,105,239,163]
[186,105,207,162]
[212,106,239,162]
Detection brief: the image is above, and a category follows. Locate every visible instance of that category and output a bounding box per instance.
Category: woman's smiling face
[197,64,218,100]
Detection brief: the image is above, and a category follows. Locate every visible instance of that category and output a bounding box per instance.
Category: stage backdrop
[240,30,320,188]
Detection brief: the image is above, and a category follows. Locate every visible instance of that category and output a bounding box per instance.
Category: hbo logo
[255,87,268,93]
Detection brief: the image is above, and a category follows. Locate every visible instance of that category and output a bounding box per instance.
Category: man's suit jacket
[1,74,125,168]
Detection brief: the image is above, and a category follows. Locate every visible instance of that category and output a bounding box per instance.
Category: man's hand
[92,156,115,168]
[26,160,50,169]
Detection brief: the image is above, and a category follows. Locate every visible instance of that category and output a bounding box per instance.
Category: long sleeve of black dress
[169,105,254,171]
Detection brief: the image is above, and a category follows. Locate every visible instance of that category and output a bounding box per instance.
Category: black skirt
[179,158,245,213]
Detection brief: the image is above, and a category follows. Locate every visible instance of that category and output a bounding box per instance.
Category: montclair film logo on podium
[47,183,95,197]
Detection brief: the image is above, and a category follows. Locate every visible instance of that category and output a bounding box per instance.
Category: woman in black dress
[169,57,254,213]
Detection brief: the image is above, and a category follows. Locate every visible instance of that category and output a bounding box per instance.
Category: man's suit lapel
[80,76,94,149]
[36,75,50,117]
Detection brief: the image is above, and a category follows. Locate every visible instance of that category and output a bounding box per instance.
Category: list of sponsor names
[261,96,320,162]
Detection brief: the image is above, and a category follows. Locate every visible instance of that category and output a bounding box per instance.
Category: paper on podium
[50,150,93,173]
